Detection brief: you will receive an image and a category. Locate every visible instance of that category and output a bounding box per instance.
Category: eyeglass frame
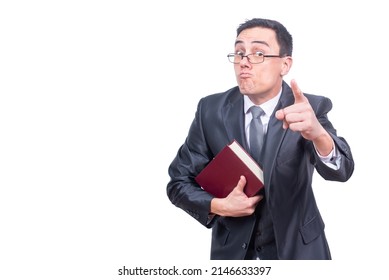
[227,51,282,64]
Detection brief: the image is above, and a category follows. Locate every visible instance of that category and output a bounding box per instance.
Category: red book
[195,140,264,198]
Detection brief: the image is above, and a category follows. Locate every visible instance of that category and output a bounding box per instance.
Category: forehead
[235,27,278,50]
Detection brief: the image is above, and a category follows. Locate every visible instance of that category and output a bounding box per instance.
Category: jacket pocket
[299,215,325,244]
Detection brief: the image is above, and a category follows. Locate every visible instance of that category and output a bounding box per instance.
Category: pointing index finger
[291,79,306,104]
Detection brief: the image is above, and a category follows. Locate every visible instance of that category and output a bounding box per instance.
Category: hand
[275,79,334,156]
[275,79,325,141]
[210,176,263,217]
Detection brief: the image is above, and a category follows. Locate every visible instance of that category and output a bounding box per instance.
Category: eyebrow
[234,40,270,47]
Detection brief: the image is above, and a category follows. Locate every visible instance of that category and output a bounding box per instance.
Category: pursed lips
[239,72,252,78]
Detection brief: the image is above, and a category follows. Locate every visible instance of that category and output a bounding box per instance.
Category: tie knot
[250,106,264,119]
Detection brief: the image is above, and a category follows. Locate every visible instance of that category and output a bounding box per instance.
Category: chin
[238,80,257,95]
[239,87,256,95]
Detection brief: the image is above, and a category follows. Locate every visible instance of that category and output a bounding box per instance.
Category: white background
[1,0,388,279]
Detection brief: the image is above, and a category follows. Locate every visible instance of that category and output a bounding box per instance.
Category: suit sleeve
[166,98,216,228]
[311,97,355,181]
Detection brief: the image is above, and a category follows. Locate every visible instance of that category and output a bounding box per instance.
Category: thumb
[291,79,306,104]
[235,175,247,193]
[275,109,289,129]
[275,108,285,120]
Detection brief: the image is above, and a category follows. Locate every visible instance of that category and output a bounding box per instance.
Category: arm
[167,97,263,227]
[168,96,236,227]
[166,101,215,227]
[276,79,354,181]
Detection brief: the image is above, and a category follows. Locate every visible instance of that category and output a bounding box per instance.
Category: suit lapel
[222,88,249,151]
[261,82,295,196]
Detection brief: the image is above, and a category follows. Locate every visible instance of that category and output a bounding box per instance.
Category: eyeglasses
[227,51,281,64]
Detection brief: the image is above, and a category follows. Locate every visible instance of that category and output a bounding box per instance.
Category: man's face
[233,27,290,102]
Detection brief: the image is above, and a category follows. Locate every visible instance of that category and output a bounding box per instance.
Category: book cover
[195,140,264,198]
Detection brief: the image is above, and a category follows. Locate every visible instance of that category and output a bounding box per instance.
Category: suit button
[242,243,247,249]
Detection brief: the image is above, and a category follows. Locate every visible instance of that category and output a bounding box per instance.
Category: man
[166,18,354,260]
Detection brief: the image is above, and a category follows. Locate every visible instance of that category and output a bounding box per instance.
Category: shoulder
[304,92,333,113]
[281,81,333,114]
[200,86,241,102]
[197,86,242,109]
[304,92,331,103]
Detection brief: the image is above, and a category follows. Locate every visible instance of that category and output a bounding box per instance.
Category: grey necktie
[249,106,265,162]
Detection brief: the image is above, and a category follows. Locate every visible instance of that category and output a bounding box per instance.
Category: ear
[280,56,293,76]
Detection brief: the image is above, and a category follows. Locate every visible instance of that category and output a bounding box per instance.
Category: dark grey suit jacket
[167,81,354,260]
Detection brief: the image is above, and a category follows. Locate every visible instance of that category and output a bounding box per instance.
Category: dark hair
[237,18,293,56]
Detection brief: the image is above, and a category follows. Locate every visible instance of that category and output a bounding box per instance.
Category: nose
[239,55,250,67]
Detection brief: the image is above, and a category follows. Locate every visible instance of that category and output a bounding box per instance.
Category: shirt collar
[243,87,283,117]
